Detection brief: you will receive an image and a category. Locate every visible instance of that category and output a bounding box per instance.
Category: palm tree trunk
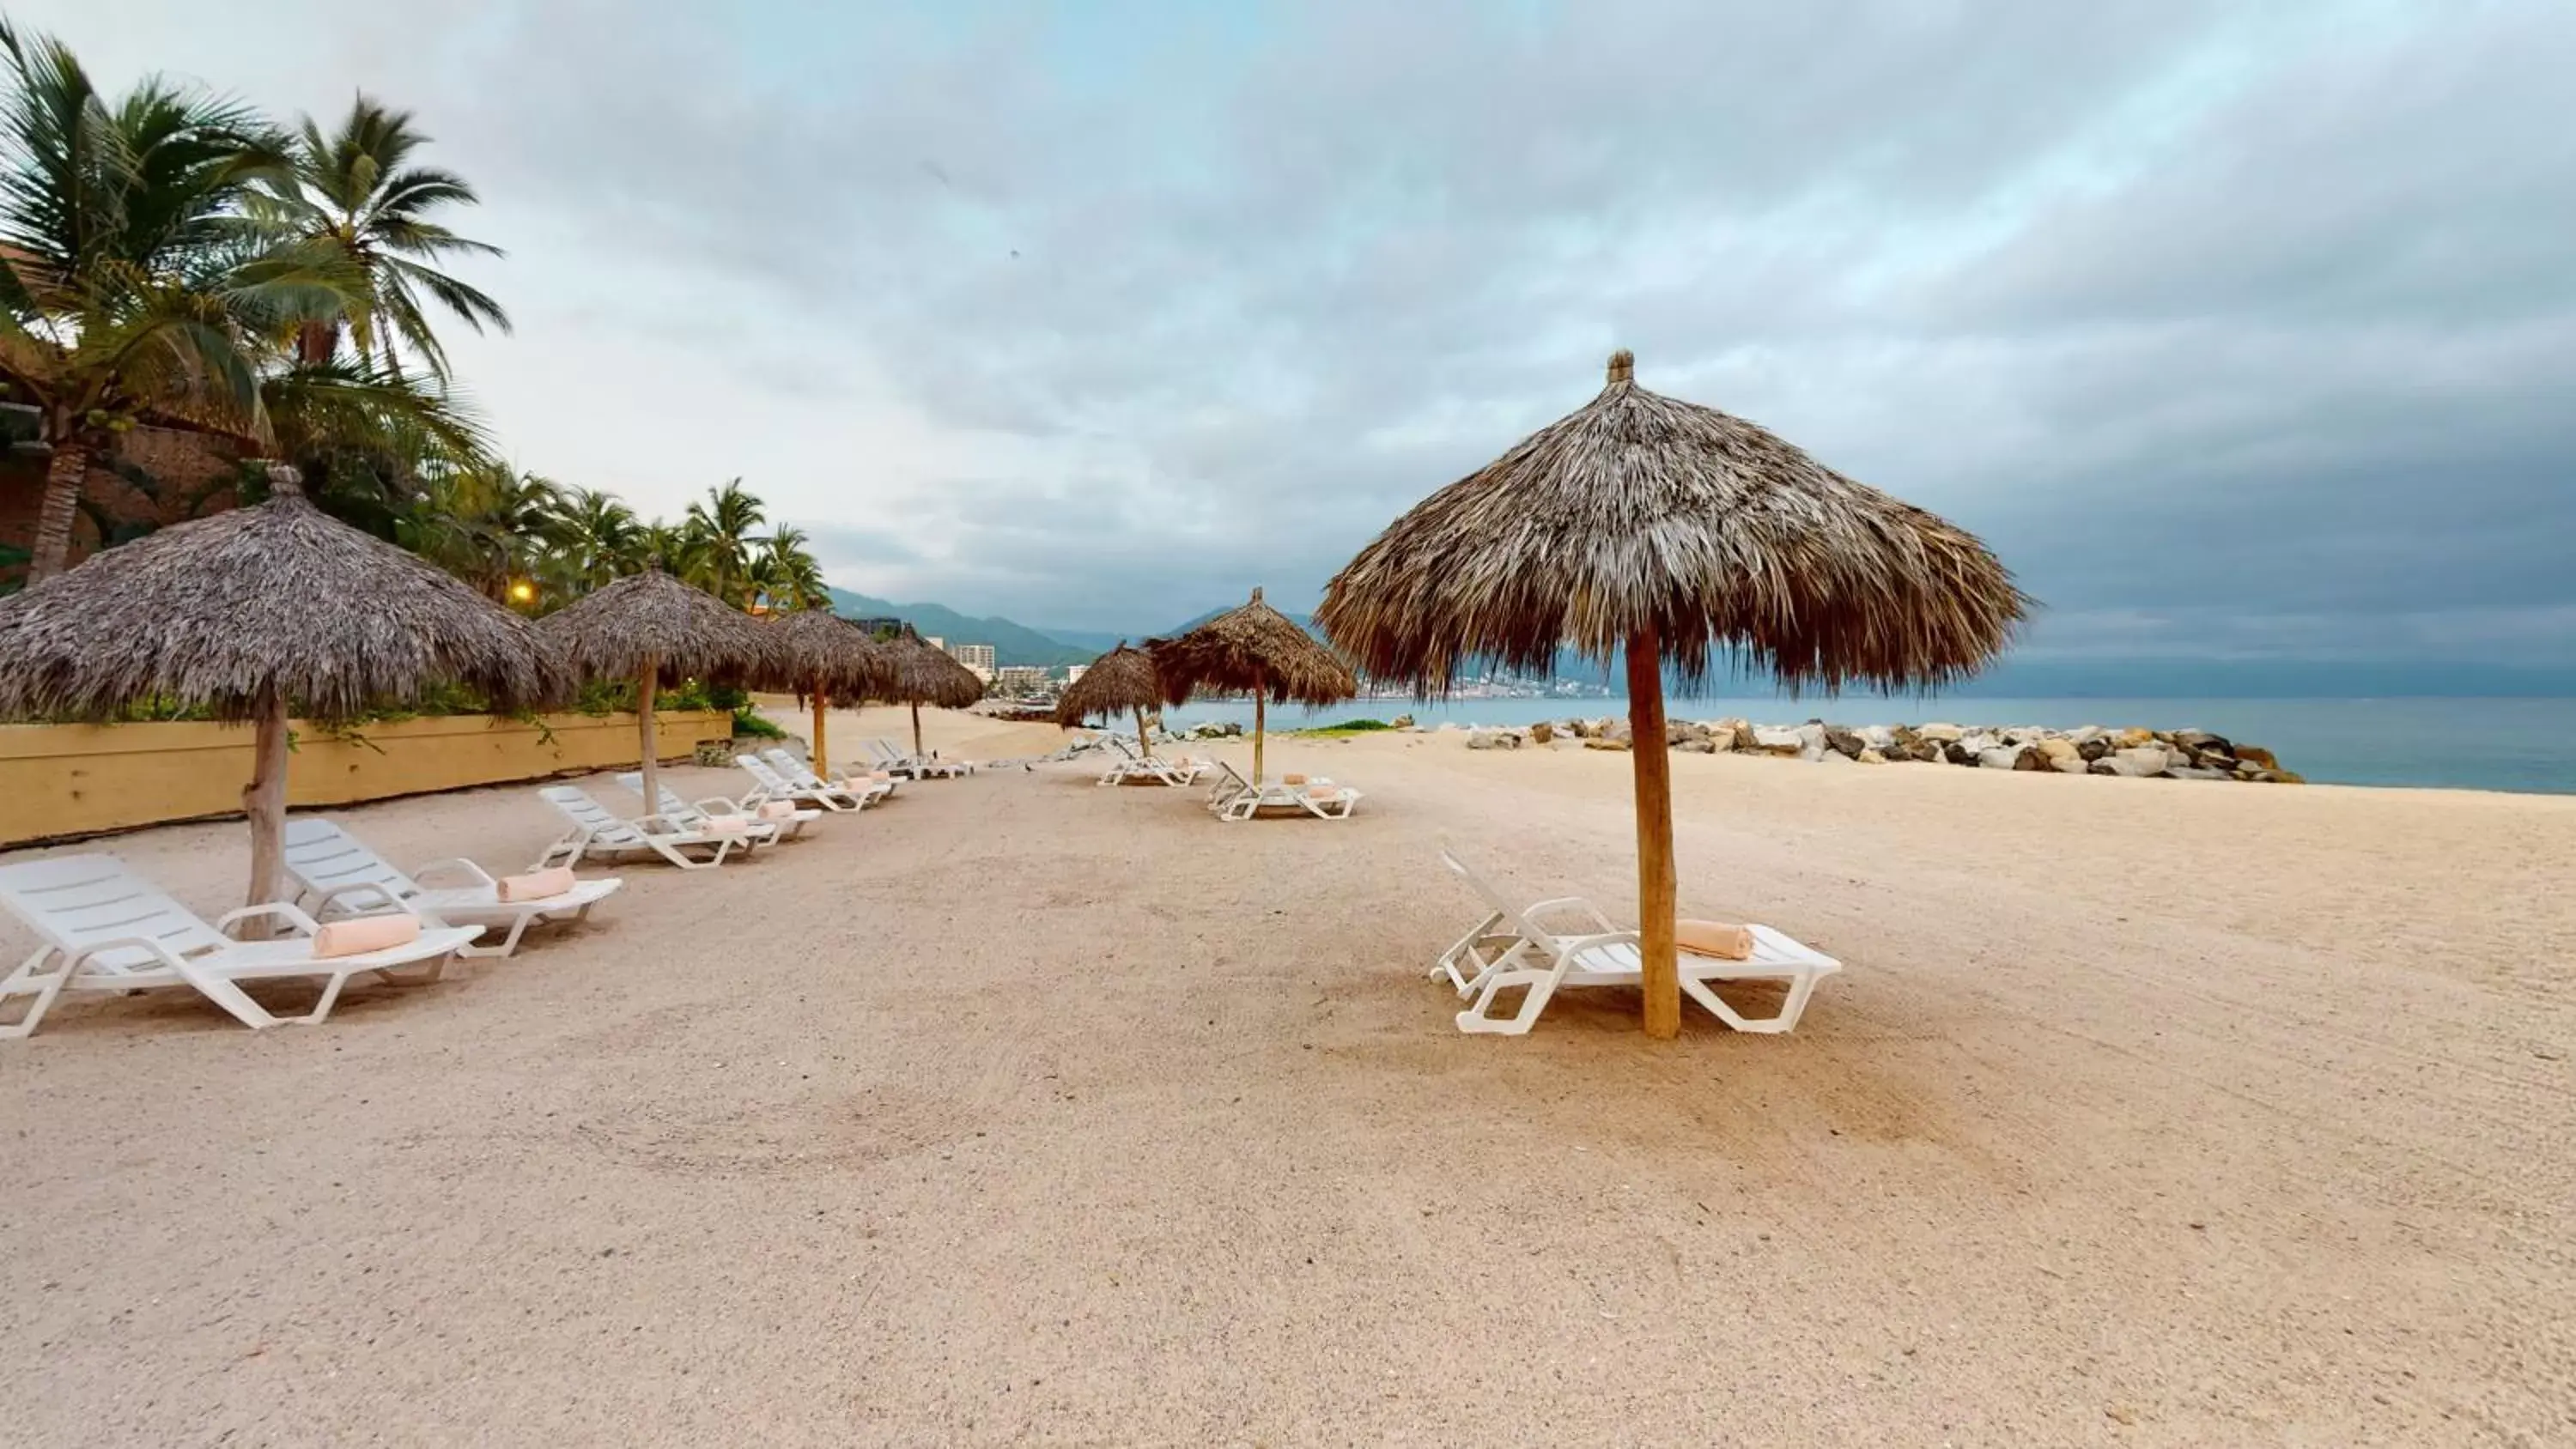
[297,319,341,367]
[241,685,294,922]
[27,433,90,584]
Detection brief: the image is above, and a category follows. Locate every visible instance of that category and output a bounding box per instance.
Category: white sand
[3,705,2571,1445]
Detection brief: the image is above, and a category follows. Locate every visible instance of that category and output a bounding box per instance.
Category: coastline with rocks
[1199,715,2305,782]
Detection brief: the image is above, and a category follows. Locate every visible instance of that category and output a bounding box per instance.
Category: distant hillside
[822,587,1093,668]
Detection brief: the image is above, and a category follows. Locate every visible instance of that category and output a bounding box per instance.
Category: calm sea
[1158,696,2576,796]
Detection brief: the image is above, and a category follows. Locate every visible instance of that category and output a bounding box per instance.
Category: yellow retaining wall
[0,711,734,847]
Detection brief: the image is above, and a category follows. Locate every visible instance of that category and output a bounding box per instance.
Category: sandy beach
[3,704,2572,1446]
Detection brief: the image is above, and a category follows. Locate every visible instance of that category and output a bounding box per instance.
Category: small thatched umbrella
[1319,351,2027,1038]
[0,465,563,908]
[1147,587,1358,785]
[536,567,781,816]
[875,633,984,761]
[1053,643,1163,758]
[767,607,887,778]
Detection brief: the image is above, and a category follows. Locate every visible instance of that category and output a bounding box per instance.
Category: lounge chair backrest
[283,818,423,909]
[762,748,823,786]
[611,773,704,826]
[737,755,793,792]
[0,855,227,971]
[540,785,645,846]
[1438,850,1523,919]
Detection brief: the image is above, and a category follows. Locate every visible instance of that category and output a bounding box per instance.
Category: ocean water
[1157,696,2576,796]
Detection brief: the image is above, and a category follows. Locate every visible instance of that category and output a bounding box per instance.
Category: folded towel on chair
[756,800,796,821]
[313,913,422,957]
[1675,919,1754,961]
[495,866,576,903]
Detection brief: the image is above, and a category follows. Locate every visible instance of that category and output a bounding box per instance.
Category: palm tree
[0,21,339,582]
[682,478,764,608]
[252,96,507,376]
[261,357,493,538]
[545,485,640,591]
[751,524,826,612]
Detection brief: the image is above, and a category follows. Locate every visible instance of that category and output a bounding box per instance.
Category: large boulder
[2076,735,2114,763]
[1668,720,1710,748]
[1795,721,1830,762]
[2234,743,2278,770]
[2034,737,2082,767]
[1389,713,1415,730]
[1823,724,1866,759]
[2114,726,2158,749]
[1701,720,1740,753]
[1750,726,1805,756]
[1583,736,1632,752]
[1916,722,1964,743]
[2172,730,2232,756]
[1466,727,1520,750]
[1856,747,1888,764]
[1674,738,1718,754]
[1978,744,2031,770]
[2166,765,2231,781]
[1858,724,1899,752]
[1959,731,2002,756]
[1942,740,1980,766]
[1528,721,1555,745]
[2110,746,2172,776]
[1601,717,1632,745]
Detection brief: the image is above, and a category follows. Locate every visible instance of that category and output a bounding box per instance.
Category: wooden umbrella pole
[812,680,829,778]
[637,653,661,817]
[1253,667,1267,785]
[1624,627,1680,1039]
[1136,705,1152,760]
[241,682,293,915]
[911,700,924,761]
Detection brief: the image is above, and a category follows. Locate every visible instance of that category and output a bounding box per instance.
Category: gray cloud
[32,0,2574,657]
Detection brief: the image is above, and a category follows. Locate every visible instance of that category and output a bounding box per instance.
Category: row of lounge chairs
[1080,737,1364,821]
[0,740,971,1037]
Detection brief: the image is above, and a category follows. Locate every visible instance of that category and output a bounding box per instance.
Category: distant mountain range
[825,585,2576,696]
[823,587,1097,668]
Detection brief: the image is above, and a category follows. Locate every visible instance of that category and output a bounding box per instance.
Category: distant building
[994,665,1052,694]
[1063,664,1088,684]
[923,635,945,652]
[947,642,996,674]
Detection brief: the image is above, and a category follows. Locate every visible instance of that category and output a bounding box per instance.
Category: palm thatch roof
[1053,643,1162,727]
[768,607,887,695]
[1315,351,2030,695]
[0,471,562,721]
[1147,588,1358,706]
[875,634,985,709]
[535,567,781,685]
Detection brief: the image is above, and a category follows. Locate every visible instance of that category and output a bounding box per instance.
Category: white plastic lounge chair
[533,785,747,870]
[283,818,623,958]
[1097,743,1207,787]
[761,748,896,807]
[868,738,974,779]
[736,754,868,813]
[1434,850,1840,1036]
[1214,772,1361,821]
[0,855,478,1037]
[617,773,805,845]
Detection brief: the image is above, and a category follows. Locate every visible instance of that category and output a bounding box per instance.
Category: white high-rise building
[948,642,996,674]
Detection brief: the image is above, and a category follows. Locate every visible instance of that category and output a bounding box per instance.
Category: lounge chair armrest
[409,857,497,888]
[1549,927,1642,963]
[632,812,694,835]
[1524,897,1619,934]
[310,881,410,917]
[216,901,325,939]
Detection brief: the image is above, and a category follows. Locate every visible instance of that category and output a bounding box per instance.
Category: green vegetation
[0,20,829,621]
[1293,718,1394,737]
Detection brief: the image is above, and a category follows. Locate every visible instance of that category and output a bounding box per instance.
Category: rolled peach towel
[1306,785,1340,800]
[870,771,894,782]
[312,913,423,958]
[756,800,796,821]
[1282,773,1309,785]
[495,866,575,903]
[1675,919,1754,961]
[702,815,752,837]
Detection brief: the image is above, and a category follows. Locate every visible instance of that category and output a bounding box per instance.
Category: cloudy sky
[30,0,2575,666]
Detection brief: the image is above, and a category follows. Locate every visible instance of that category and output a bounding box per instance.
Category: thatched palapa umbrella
[1053,643,1163,758]
[768,608,887,778]
[536,567,781,815]
[0,465,563,908]
[875,633,984,761]
[1319,351,2026,1037]
[1148,587,1357,785]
